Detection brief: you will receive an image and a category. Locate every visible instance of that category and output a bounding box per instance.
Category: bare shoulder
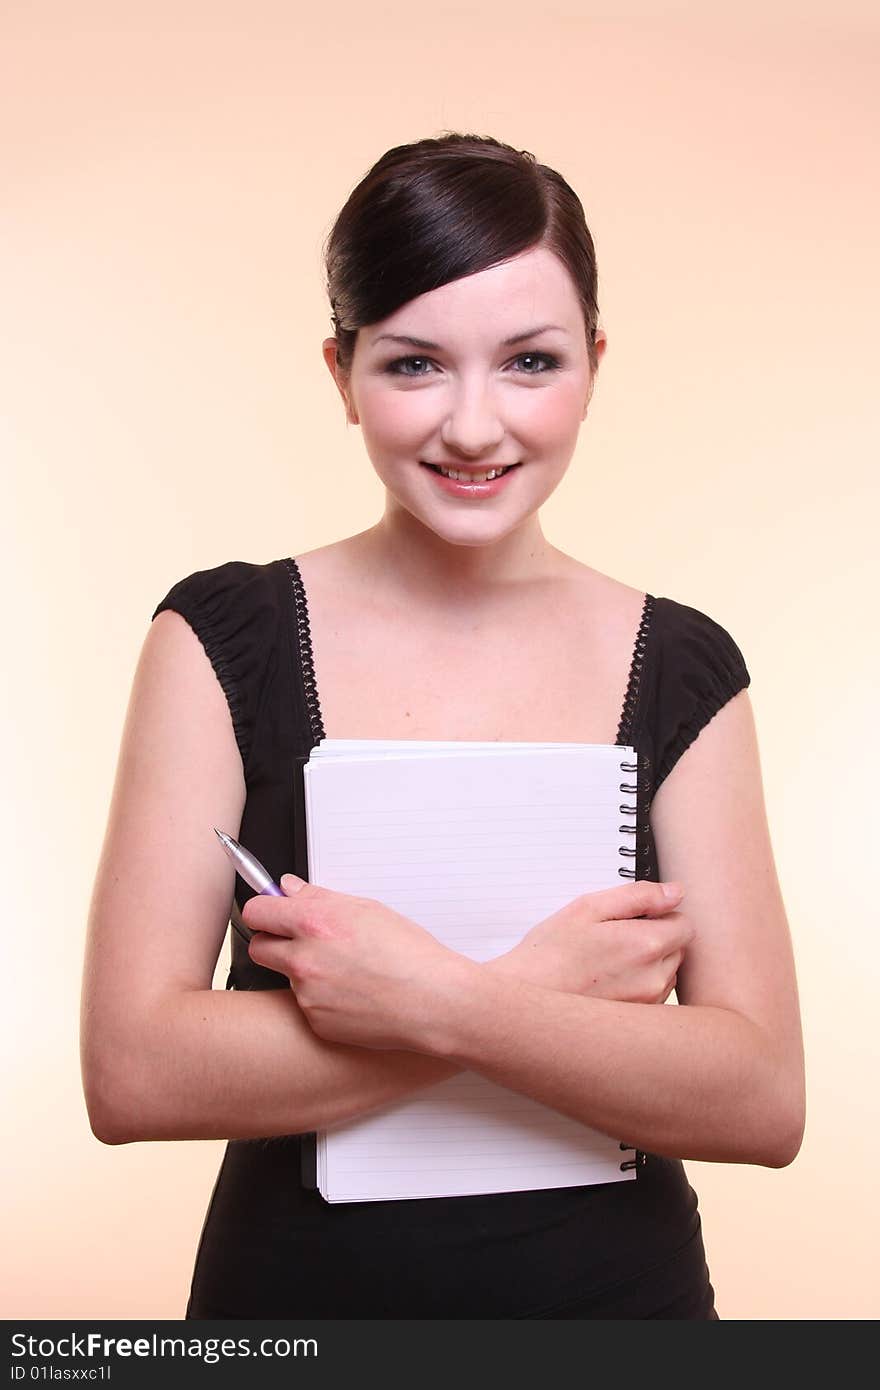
[92,606,246,931]
[293,536,372,586]
[559,556,649,637]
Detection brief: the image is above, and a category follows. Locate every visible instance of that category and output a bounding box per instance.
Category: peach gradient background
[3,1,878,1321]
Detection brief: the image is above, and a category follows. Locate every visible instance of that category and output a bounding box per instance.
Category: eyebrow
[371,324,568,351]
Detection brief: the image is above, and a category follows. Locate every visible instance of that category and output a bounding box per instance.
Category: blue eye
[384,352,561,378]
[386,356,434,377]
[514,353,560,374]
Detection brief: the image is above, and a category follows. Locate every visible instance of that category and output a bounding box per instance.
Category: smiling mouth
[422,463,521,480]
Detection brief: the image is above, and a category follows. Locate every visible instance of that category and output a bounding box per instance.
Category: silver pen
[214,827,284,896]
[215,828,284,945]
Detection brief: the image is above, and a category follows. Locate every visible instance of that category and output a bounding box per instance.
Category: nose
[439,380,506,459]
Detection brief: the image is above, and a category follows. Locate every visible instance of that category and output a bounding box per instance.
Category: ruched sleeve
[648,597,751,794]
[150,560,283,777]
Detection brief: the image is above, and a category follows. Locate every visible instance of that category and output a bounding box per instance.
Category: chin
[416,511,529,547]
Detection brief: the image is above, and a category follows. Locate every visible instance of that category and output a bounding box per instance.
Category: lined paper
[303,739,637,1203]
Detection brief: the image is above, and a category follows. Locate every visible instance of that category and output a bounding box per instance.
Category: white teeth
[439,466,506,482]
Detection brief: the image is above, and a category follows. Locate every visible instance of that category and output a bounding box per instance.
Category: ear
[322,338,359,425]
[583,326,608,417]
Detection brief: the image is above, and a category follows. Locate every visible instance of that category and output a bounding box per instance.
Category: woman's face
[323,245,606,548]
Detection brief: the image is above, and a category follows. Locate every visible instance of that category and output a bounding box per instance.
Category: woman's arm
[82,611,686,1144]
[81,612,461,1145]
[412,690,806,1168]
[85,615,802,1161]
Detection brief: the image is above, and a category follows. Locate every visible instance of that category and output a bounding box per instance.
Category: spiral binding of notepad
[618,753,648,1173]
[619,1142,646,1171]
[618,757,639,879]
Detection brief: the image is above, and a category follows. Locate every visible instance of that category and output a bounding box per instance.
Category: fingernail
[281,873,305,893]
[661,882,683,900]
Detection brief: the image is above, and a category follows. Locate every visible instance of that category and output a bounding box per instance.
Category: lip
[420,462,521,498]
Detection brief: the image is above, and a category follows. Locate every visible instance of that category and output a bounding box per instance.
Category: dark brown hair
[323,132,601,380]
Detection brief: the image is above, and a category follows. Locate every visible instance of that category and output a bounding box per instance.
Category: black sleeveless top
[152,556,750,1319]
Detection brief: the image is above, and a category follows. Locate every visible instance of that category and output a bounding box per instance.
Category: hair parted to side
[323,131,601,381]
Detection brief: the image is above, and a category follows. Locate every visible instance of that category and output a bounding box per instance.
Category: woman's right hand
[486,881,694,1005]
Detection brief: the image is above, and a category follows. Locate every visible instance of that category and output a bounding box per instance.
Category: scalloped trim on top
[616,593,656,747]
[283,557,326,746]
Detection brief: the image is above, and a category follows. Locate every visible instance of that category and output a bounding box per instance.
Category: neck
[349,504,571,614]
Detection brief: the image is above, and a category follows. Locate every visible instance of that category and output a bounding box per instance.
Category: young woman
[81,132,804,1319]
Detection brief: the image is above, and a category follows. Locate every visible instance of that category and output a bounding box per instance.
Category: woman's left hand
[242,874,472,1052]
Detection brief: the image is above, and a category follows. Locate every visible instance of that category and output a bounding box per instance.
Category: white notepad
[302,739,640,1203]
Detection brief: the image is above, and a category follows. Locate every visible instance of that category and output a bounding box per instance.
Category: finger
[242,878,322,936]
[635,918,694,956]
[240,897,300,937]
[639,885,687,919]
[247,930,298,976]
[584,880,684,922]
[660,948,685,972]
[658,915,696,949]
[654,951,682,1002]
